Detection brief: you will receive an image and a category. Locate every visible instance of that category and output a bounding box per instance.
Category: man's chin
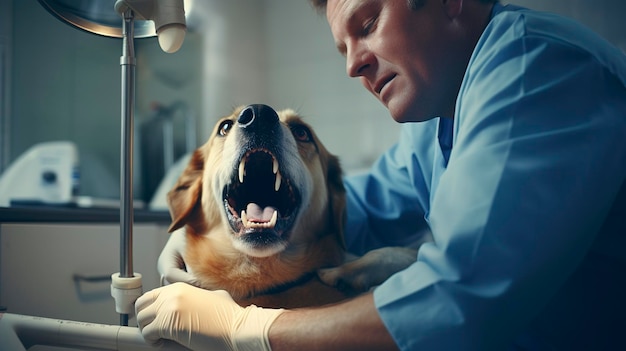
[375,87,435,122]
[387,101,431,123]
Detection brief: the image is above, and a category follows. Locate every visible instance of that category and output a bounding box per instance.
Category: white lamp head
[115,0,187,53]
[157,24,186,53]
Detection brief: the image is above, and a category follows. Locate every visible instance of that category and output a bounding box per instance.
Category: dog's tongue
[246,203,277,221]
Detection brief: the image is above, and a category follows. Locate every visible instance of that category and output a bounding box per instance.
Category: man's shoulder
[485,5,593,48]
[466,4,626,92]
[482,4,626,73]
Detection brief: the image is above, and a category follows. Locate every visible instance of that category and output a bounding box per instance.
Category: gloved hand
[157,228,200,286]
[135,282,285,351]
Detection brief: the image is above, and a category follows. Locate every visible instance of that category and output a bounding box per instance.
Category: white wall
[188,0,269,139]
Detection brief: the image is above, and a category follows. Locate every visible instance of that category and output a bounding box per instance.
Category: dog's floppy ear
[324,150,347,250]
[297,115,347,250]
[167,149,204,233]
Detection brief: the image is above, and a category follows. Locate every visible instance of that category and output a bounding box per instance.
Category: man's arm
[269,292,398,351]
[136,283,399,351]
[343,121,436,255]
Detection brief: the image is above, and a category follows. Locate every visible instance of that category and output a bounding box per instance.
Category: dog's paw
[317,265,373,294]
[318,247,418,294]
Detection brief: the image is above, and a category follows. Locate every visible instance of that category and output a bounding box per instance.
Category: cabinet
[0,222,169,325]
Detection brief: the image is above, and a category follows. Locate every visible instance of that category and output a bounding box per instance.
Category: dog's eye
[291,125,312,142]
[218,120,234,136]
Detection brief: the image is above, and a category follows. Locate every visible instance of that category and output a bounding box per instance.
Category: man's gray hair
[309,0,498,12]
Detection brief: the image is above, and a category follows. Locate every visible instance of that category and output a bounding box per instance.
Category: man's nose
[346,42,373,77]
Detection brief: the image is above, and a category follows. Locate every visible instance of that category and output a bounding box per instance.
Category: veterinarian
[135,0,626,349]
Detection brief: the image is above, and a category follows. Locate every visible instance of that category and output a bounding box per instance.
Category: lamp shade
[37,0,157,38]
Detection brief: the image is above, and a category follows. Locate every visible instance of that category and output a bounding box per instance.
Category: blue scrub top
[344,3,626,350]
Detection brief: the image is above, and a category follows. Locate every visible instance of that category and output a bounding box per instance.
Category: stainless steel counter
[0,206,171,224]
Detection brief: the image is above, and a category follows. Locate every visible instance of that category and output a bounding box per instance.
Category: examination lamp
[37,0,188,326]
[114,0,187,53]
[38,0,187,52]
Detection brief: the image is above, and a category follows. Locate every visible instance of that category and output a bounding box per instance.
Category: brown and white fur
[167,104,420,308]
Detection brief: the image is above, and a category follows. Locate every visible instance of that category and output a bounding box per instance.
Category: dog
[166,104,421,308]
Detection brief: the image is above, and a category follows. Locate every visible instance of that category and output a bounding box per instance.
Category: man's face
[327,0,466,122]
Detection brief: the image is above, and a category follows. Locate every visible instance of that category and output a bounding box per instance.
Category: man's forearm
[268,292,399,351]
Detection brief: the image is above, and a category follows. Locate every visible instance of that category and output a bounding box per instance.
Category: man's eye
[361,18,377,36]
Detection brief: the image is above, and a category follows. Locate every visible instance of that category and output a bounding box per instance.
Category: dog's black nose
[238,104,279,131]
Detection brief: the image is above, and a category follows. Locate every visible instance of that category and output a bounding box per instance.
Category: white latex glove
[158,228,200,286]
[136,282,285,351]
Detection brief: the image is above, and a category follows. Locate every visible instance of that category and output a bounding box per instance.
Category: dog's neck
[185,226,346,305]
[246,271,317,299]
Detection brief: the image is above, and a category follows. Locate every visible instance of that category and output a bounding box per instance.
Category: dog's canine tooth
[269,210,278,227]
[241,210,248,226]
[272,157,279,174]
[275,171,282,191]
[239,158,246,183]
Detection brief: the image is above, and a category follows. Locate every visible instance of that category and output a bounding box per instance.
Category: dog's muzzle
[222,105,301,252]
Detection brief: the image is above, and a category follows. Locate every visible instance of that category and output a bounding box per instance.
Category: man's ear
[443,0,463,18]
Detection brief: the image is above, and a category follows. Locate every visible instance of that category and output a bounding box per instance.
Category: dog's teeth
[238,159,245,183]
[268,210,278,228]
[240,208,277,229]
[272,157,279,174]
[274,172,282,191]
[241,210,248,226]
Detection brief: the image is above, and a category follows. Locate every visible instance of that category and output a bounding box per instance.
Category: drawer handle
[72,274,111,283]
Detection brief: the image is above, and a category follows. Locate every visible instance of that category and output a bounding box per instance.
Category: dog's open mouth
[223,149,300,243]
